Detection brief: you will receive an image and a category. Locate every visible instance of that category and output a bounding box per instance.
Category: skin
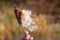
[19,31,33,40]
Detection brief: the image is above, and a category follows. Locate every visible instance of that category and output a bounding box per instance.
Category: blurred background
[0,0,60,40]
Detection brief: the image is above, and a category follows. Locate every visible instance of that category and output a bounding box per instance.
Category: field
[0,1,60,40]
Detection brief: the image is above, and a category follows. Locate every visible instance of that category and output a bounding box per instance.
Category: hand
[19,31,33,40]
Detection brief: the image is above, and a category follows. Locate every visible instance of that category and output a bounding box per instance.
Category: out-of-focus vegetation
[56,32,60,36]
[0,0,60,40]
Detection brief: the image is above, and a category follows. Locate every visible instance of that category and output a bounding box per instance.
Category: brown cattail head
[14,7,22,25]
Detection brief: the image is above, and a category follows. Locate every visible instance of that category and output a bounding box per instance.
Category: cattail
[14,7,22,25]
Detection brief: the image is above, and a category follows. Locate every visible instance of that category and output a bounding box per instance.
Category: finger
[29,37,33,40]
[25,34,30,40]
[24,31,29,34]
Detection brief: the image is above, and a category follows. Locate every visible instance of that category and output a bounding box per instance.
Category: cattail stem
[21,25,26,33]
